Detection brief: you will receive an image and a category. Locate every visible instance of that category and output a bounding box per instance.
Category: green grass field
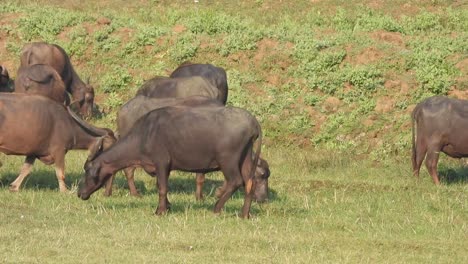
[0,150,466,263]
[0,0,467,263]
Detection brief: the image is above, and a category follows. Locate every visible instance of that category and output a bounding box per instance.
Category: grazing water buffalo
[0,65,11,92]
[14,64,69,105]
[170,63,228,104]
[106,96,270,202]
[0,93,115,192]
[411,96,468,184]
[79,105,265,218]
[20,42,95,117]
[136,76,220,102]
[104,96,223,197]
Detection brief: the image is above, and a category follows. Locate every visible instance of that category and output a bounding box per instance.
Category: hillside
[1,0,467,158]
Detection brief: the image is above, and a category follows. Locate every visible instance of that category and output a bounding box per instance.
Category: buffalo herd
[0,41,463,218]
[0,42,269,218]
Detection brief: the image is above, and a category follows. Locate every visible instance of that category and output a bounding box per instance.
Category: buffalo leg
[9,156,36,192]
[240,149,255,218]
[195,173,205,200]
[412,136,427,178]
[214,164,243,216]
[124,166,141,197]
[215,182,228,198]
[155,166,170,215]
[103,173,115,197]
[104,167,141,197]
[54,155,68,192]
[425,147,441,185]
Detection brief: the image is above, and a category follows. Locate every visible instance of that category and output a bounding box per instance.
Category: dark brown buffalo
[105,95,270,202]
[0,65,11,92]
[411,96,468,184]
[104,96,222,197]
[136,75,219,101]
[20,42,95,117]
[0,93,115,192]
[78,105,265,218]
[14,64,69,105]
[170,63,228,104]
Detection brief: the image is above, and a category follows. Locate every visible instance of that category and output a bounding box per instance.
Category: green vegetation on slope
[1,0,466,155]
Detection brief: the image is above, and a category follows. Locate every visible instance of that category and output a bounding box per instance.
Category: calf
[79,105,265,218]
[0,93,115,192]
[412,96,468,184]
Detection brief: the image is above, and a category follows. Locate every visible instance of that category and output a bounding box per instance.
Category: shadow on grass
[107,172,279,215]
[438,166,468,184]
[110,172,279,202]
[0,169,84,191]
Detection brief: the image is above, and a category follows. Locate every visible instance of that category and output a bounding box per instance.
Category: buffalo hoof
[155,202,171,215]
[155,208,168,216]
[130,192,142,198]
[213,211,222,217]
[9,185,19,192]
[195,193,204,201]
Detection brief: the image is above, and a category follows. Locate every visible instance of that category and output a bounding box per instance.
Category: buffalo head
[78,159,111,200]
[253,157,270,202]
[215,157,270,203]
[78,135,115,200]
[79,79,95,118]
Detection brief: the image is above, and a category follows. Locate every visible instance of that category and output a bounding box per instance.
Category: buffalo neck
[96,135,143,173]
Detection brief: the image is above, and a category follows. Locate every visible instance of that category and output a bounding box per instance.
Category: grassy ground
[0,0,467,263]
[0,149,467,263]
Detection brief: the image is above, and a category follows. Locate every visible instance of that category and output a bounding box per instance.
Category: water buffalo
[0,93,115,192]
[105,96,270,202]
[0,65,11,92]
[14,64,69,105]
[78,105,265,218]
[103,96,222,197]
[170,63,228,104]
[136,76,220,101]
[411,96,468,184]
[20,42,95,117]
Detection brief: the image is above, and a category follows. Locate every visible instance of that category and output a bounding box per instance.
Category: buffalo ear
[87,137,104,162]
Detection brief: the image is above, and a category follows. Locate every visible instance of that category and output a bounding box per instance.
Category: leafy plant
[332,8,355,31]
[184,10,248,35]
[218,29,263,56]
[402,11,442,33]
[100,66,133,93]
[17,8,89,41]
[167,33,199,64]
[354,9,403,32]
[344,66,384,95]
[135,25,168,46]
